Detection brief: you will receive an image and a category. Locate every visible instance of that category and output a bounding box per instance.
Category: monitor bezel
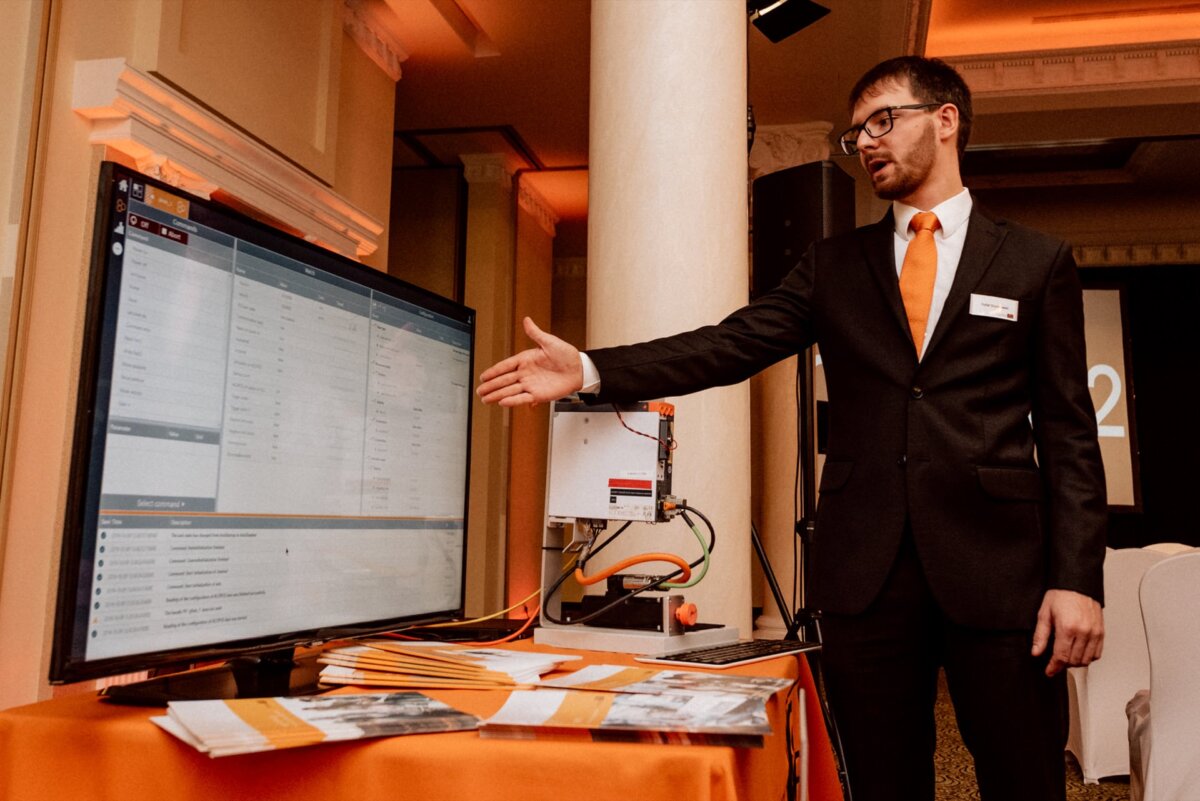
[50,161,475,685]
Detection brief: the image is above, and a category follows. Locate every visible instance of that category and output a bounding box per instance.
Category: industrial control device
[535,400,738,654]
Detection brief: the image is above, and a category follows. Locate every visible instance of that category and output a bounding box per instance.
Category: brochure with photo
[153,691,478,757]
[480,688,777,748]
[537,664,794,699]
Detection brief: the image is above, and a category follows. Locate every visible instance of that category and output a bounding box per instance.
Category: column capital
[460,153,521,190]
[749,121,834,178]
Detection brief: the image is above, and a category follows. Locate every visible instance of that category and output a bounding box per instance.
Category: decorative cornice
[946,41,1200,96]
[749,121,833,178]
[72,58,383,259]
[130,153,220,198]
[517,180,558,237]
[459,153,516,190]
[342,0,408,82]
[1076,241,1200,267]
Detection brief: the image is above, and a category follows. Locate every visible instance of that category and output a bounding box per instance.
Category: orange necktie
[899,211,940,358]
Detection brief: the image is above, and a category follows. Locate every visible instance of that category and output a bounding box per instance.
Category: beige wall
[0,0,395,710]
[0,0,49,594]
[389,167,463,298]
[133,0,344,182]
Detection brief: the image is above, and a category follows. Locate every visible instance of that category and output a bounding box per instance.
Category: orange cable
[459,610,539,646]
[574,552,691,586]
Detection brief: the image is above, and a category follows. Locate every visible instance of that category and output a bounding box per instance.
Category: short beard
[872,122,937,201]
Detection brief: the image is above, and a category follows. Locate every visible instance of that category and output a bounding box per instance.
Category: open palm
[476,317,584,407]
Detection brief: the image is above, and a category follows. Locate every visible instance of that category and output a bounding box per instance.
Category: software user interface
[83,175,470,661]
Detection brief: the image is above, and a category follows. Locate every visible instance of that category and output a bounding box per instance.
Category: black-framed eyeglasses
[838,103,942,156]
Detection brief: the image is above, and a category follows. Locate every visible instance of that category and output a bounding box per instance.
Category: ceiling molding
[516,180,558,238]
[1076,241,1200,267]
[343,0,409,82]
[397,125,544,170]
[72,58,383,259]
[427,0,499,58]
[947,40,1200,96]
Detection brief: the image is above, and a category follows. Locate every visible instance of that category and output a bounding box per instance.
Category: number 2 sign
[1083,288,1140,509]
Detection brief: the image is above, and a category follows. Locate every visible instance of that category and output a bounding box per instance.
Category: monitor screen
[50,162,474,687]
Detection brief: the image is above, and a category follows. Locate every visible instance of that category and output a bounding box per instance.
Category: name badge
[969,293,1019,322]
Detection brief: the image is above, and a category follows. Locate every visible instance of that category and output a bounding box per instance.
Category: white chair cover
[1066,547,1167,783]
[1128,552,1200,801]
[1142,542,1194,555]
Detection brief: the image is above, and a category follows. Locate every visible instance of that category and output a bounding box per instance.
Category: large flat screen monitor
[50,162,474,700]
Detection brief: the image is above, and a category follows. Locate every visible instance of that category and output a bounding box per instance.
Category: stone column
[586,0,751,635]
[747,123,833,637]
[506,179,558,609]
[461,152,518,616]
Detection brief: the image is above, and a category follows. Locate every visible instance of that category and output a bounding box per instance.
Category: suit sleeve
[1031,243,1107,604]
[585,249,817,404]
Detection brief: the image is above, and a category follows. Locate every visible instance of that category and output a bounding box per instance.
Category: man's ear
[935,104,960,147]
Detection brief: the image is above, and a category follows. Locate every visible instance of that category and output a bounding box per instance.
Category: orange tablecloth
[0,641,843,801]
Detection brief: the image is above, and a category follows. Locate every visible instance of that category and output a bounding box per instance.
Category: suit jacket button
[910,386,924,399]
[897,454,907,466]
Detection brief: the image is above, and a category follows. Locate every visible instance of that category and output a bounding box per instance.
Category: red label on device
[608,478,652,490]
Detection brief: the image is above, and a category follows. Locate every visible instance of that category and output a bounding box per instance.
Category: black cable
[543,505,716,627]
[543,510,709,626]
[584,520,633,563]
[794,358,803,629]
[540,560,579,622]
[540,521,633,624]
[783,680,800,801]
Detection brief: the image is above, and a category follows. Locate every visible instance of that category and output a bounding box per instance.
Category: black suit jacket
[587,206,1106,630]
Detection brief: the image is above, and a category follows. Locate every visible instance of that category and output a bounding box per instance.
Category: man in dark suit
[478,56,1106,801]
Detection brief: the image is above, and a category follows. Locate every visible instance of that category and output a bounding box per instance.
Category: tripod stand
[750,347,853,801]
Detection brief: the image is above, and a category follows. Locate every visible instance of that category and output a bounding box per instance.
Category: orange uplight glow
[926,1,1200,56]
[522,169,589,223]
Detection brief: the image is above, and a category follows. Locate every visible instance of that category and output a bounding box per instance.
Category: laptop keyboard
[636,639,819,669]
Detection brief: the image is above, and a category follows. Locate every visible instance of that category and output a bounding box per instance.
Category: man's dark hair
[849,56,972,159]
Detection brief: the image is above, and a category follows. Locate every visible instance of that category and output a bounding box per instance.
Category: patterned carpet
[932,671,1131,801]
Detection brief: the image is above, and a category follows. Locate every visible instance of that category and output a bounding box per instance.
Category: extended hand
[1031,589,1105,677]
[476,317,584,407]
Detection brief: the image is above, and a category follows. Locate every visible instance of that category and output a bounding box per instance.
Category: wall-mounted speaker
[750,160,855,299]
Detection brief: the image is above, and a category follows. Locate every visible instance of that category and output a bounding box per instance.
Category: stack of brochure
[317,641,582,690]
[481,664,797,747]
[153,692,478,757]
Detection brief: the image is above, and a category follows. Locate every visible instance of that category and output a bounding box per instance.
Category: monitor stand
[98,648,324,706]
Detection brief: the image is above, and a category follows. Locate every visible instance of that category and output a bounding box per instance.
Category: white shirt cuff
[579,352,601,394]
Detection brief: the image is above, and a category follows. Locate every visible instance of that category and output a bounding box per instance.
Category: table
[0,641,843,801]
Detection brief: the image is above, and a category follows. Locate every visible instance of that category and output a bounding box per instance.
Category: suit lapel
[923,207,1008,360]
[860,210,914,348]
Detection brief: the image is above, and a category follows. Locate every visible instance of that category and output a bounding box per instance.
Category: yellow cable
[398,586,542,629]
